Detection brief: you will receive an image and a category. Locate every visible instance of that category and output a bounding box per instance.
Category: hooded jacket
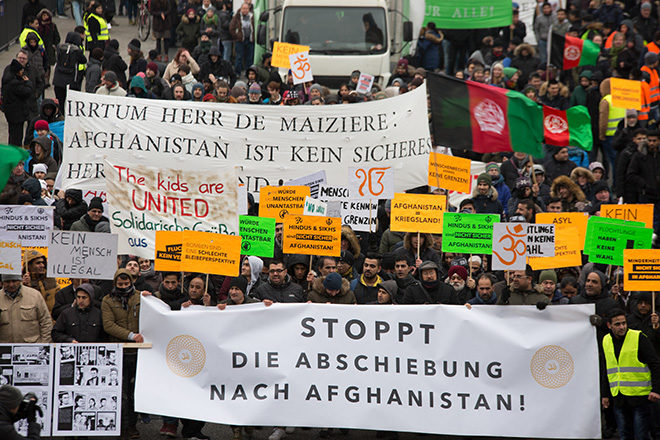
[127,75,149,98]
[404,260,457,304]
[341,226,365,272]
[199,49,236,85]
[285,253,309,293]
[52,287,105,343]
[511,44,540,87]
[401,232,440,266]
[0,60,35,123]
[37,8,60,67]
[54,188,87,229]
[472,185,503,215]
[244,256,263,295]
[395,274,427,305]
[85,57,103,93]
[627,146,660,200]
[102,43,128,88]
[25,249,59,312]
[308,277,356,304]
[53,32,86,89]
[28,135,58,175]
[253,274,305,303]
[21,178,47,205]
[24,98,65,150]
[176,14,201,51]
[550,175,587,212]
[543,154,577,185]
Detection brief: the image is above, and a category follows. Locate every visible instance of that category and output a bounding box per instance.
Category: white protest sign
[61,87,430,199]
[303,197,327,216]
[356,73,375,94]
[0,240,22,275]
[0,205,54,247]
[136,297,600,439]
[347,166,394,200]
[326,201,342,218]
[285,171,327,200]
[289,51,313,85]
[238,183,248,215]
[492,223,528,271]
[527,224,555,257]
[48,231,118,280]
[318,185,351,201]
[340,200,378,232]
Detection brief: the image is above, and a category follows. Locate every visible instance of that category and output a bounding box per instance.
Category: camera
[14,392,42,421]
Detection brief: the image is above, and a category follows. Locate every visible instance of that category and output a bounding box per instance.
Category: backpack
[56,43,78,75]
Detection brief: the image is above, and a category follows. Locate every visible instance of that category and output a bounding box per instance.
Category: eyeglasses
[269,269,284,274]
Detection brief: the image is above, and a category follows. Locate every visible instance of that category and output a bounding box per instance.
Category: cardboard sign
[492,223,528,271]
[528,225,582,271]
[442,213,499,254]
[584,216,645,254]
[272,42,310,68]
[339,200,378,233]
[289,51,313,85]
[0,240,22,275]
[47,231,118,280]
[239,215,276,258]
[348,166,394,200]
[154,230,183,272]
[303,196,327,216]
[285,171,327,200]
[610,78,642,110]
[600,204,654,229]
[428,152,472,194]
[623,249,660,291]
[390,193,447,233]
[526,224,555,257]
[0,205,54,247]
[282,215,341,257]
[181,231,242,276]
[536,212,588,250]
[585,217,652,266]
[356,73,374,94]
[259,186,311,222]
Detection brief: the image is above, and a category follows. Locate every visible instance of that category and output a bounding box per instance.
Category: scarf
[112,285,135,310]
[140,265,156,279]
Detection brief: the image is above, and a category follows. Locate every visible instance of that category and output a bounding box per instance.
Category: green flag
[442,213,500,254]
[0,145,30,193]
[424,0,512,29]
[239,215,276,258]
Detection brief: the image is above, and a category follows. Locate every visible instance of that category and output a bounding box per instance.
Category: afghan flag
[542,105,593,151]
[550,32,600,70]
[0,145,30,193]
[427,73,544,157]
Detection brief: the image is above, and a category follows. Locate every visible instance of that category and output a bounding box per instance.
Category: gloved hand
[590,314,603,327]
[536,301,547,310]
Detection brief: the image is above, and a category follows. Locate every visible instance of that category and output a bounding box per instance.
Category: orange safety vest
[640,81,651,121]
[641,65,660,103]
[647,41,660,54]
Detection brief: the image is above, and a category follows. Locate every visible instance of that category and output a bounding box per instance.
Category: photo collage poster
[52,344,123,436]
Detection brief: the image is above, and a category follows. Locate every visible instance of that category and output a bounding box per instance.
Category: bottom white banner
[135,297,600,438]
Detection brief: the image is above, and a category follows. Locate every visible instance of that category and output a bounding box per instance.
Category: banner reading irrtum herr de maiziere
[104,160,238,257]
[136,298,600,438]
[61,87,431,198]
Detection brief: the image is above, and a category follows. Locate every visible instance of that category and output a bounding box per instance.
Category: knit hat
[533,164,545,174]
[146,62,158,73]
[208,46,221,56]
[192,82,204,93]
[186,8,196,15]
[229,276,248,294]
[645,51,659,65]
[339,249,354,267]
[128,38,141,52]
[397,58,409,67]
[588,161,605,172]
[0,385,23,410]
[485,162,500,173]
[103,71,118,83]
[592,180,610,195]
[515,176,532,189]
[248,83,262,94]
[414,67,426,77]
[76,283,95,299]
[448,265,468,281]
[579,70,592,79]
[586,269,607,291]
[477,173,492,186]
[88,196,103,212]
[234,80,247,91]
[323,272,343,291]
[626,109,638,117]
[1,274,22,282]
[230,86,246,98]
[32,163,48,175]
[203,93,217,102]
[539,270,557,283]
[642,2,652,9]
[377,279,398,299]
[9,59,23,73]
[34,120,49,131]
[170,74,182,83]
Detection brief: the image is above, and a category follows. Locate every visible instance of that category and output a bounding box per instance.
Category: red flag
[542,106,570,146]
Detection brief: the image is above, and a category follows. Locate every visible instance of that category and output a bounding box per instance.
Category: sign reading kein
[282,215,341,256]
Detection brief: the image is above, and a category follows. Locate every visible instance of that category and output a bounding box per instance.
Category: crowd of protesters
[2,0,660,440]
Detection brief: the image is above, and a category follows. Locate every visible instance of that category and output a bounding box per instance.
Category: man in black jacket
[404,260,457,305]
[254,260,304,303]
[392,253,424,304]
[2,53,34,146]
[0,385,40,440]
[626,130,660,233]
[52,283,105,342]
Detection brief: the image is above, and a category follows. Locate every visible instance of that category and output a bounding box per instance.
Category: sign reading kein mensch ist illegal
[136,298,600,438]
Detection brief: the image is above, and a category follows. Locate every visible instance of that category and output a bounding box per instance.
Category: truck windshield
[282,7,387,55]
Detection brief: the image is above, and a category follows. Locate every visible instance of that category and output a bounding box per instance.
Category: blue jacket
[491,175,511,212]
[568,147,589,169]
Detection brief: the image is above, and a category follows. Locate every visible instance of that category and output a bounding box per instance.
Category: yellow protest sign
[390,193,446,233]
[535,212,588,250]
[259,186,310,222]
[610,78,642,110]
[623,249,660,291]
[154,231,183,272]
[181,231,241,276]
[600,204,654,229]
[272,42,310,68]
[528,225,582,271]
[428,152,472,194]
[0,240,21,275]
[283,215,341,257]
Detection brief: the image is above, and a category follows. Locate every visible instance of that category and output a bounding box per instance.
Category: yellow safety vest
[603,330,653,397]
[603,95,626,137]
[84,13,109,43]
[19,28,44,49]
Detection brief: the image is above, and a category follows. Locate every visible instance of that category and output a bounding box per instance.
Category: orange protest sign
[283,215,341,257]
[600,204,654,229]
[528,225,582,271]
[154,231,182,272]
[428,152,472,194]
[610,78,642,110]
[181,231,241,276]
[535,212,588,250]
[623,249,660,291]
[390,193,446,233]
[259,186,310,222]
[272,42,310,68]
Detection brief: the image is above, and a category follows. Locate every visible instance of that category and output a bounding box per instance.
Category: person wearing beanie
[34,119,49,133]
[308,272,356,304]
[337,250,357,281]
[472,172,503,215]
[0,272,52,343]
[32,163,48,180]
[588,161,606,181]
[538,270,558,302]
[0,384,41,438]
[52,283,105,342]
[499,265,548,306]
[144,60,170,99]
[375,280,398,304]
[626,292,660,354]
[71,196,109,232]
[190,82,205,101]
[127,38,147,81]
[248,82,262,104]
[96,71,126,96]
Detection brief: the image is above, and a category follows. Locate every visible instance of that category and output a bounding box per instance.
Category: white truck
[256,0,413,88]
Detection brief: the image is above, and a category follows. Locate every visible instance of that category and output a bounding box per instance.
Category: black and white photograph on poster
[52,344,122,437]
[0,344,54,437]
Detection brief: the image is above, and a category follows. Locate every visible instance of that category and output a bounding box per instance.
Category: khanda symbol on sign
[354,167,390,197]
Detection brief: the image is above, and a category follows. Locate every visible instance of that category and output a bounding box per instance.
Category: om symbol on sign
[492,224,527,266]
[291,54,311,80]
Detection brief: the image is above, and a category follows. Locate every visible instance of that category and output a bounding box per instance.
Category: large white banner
[136,297,600,438]
[61,87,431,198]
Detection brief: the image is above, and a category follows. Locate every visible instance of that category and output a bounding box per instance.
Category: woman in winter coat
[150,0,172,61]
[472,173,503,215]
[176,8,201,54]
[401,232,440,268]
[570,167,595,201]
[163,47,200,81]
[37,8,60,86]
[550,175,589,212]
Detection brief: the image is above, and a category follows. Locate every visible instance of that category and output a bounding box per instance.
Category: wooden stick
[469,254,473,278]
[181,271,184,295]
[369,199,373,234]
[204,273,209,295]
[307,255,313,291]
[416,232,421,261]
[529,155,538,185]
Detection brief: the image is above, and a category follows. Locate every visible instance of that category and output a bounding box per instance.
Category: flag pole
[546,26,553,78]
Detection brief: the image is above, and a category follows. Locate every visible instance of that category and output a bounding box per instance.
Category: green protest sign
[583,216,644,255]
[239,215,276,258]
[585,218,652,266]
[442,213,499,254]
[424,0,512,29]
